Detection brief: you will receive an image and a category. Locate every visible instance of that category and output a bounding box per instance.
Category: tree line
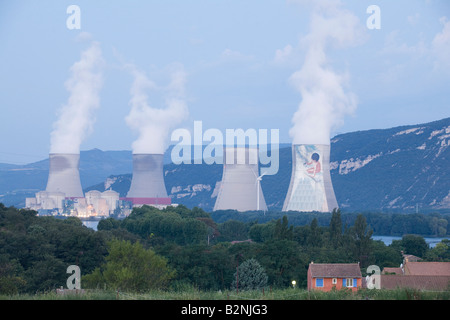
[0,203,449,295]
[211,210,450,237]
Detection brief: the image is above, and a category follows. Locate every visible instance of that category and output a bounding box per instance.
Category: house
[402,261,450,276]
[379,274,450,291]
[307,262,362,292]
[380,257,450,291]
[401,252,422,263]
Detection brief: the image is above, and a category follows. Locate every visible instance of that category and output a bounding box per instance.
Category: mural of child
[305,152,321,177]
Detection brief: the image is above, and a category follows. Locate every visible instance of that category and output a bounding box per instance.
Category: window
[343,278,358,287]
[332,278,337,285]
[343,278,352,287]
[315,278,324,287]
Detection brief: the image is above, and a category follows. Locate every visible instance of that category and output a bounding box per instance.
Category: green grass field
[2,287,449,300]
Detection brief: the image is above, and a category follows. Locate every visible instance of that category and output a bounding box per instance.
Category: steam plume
[288,0,362,145]
[125,64,188,155]
[50,41,104,154]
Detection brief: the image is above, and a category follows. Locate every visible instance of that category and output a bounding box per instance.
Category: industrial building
[26,191,65,211]
[25,153,121,218]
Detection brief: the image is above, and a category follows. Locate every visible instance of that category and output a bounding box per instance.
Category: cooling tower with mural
[282,144,338,212]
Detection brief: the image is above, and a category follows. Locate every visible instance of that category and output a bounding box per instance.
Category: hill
[330,117,450,211]
[91,117,449,212]
[0,118,449,212]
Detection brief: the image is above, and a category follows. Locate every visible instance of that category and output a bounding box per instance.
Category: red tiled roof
[380,275,450,291]
[404,262,450,276]
[309,263,362,278]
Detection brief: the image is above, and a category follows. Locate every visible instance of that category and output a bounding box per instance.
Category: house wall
[308,275,361,292]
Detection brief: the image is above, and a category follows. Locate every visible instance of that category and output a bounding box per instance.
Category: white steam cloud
[50,41,104,154]
[125,64,189,155]
[288,0,362,145]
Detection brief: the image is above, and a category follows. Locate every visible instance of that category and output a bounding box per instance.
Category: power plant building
[85,190,120,216]
[213,147,267,212]
[25,153,120,217]
[282,144,338,212]
[26,191,65,211]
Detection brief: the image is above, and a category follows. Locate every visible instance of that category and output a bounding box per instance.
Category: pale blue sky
[0,0,449,163]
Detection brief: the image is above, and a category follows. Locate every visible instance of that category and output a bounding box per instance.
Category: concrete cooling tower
[213,147,267,212]
[125,153,171,205]
[282,144,338,212]
[45,153,84,198]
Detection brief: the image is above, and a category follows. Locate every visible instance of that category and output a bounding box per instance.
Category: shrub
[231,258,268,291]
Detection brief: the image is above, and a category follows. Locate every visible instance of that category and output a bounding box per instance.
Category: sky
[0,0,449,164]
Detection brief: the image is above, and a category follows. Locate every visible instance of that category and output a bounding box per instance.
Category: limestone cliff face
[329,118,450,211]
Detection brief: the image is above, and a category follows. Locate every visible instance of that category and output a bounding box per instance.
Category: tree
[349,214,373,267]
[183,218,208,245]
[0,257,26,295]
[248,221,276,242]
[425,240,450,261]
[161,243,221,290]
[23,255,66,293]
[231,258,268,291]
[82,239,175,292]
[274,216,293,241]
[257,240,307,288]
[0,205,111,294]
[399,234,429,258]
[307,218,322,248]
[429,217,448,237]
[97,217,121,231]
[370,240,403,269]
[329,208,342,248]
[196,217,220,245]
[217,220,249,242]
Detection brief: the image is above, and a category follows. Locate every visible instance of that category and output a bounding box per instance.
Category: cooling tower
[125,153,171,205]
[213,147,267,211]
[282,144,338,212]
[45,153,84,198]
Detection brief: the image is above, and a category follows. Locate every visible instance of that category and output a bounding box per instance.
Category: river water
[82,220,99,230]
[372,235,448,248]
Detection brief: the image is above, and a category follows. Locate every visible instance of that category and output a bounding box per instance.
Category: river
[372,235,448,248]
[82,220,99,230]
